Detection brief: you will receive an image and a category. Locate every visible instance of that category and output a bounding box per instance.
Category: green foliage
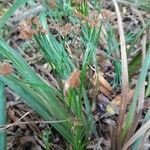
[0,81,6,150]
[0,0,29,30]
[113,60,122,86]
[0,0,102,149]
[128,51,142,77]
[0,38,74,143]
[127,20,150,55]
[121,44,150,143]
[75,1,89,16]
[2,0,150,149]
[35,11,75,79]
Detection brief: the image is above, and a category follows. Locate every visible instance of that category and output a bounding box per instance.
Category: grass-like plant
[1,0,150,149]
[0,0,100,149]
[0,81,6,150]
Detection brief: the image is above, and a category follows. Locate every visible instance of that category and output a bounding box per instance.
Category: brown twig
[0,119,68,131]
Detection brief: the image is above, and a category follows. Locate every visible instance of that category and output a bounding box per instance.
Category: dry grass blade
[0,111,31,130]
[122,120,150,150]
[112,0,129,148]
[0,119,68,132]
[140,128,150,149]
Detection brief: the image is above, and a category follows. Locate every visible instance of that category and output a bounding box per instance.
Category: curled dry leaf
[49,23,78,37]
[19,17,47,40]
[106,89,134,115]
[100,9,113,20]
[74,10,97,27]
[112,89,134,106]
[93,72,112,92]
[19,20,36,40]
[100,85,111,98]
[106,96,121,115]
[0,63,13,76]
[64,69,80,96]
[49,0,57,9]
[111,95,122,106]
[8,108,18,122]
[61,23,73,36]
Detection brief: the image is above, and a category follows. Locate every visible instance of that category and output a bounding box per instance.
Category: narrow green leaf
[82,87,96,135]
[0,81,6,150]
[0,76,74,144]
[127,20,150,55]
[128,51,142,78]
[122,44,150,142]
[146,75,150,96]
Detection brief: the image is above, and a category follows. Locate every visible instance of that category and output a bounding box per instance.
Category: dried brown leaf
[101,9,113,20]
[8,108,18,122]
[93,72,112,92]
[49,0,57,9]
[64,69,80,96]
[61,23,73,36]
[106,89,134,115]
[99,86,111,98]
[19,18,46,40]
[0,63,13,76]
[106,96,121,115]
[111,89,134,106]
[74,10,97,27]
[19,20,36,40]
[111,95,121,106]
